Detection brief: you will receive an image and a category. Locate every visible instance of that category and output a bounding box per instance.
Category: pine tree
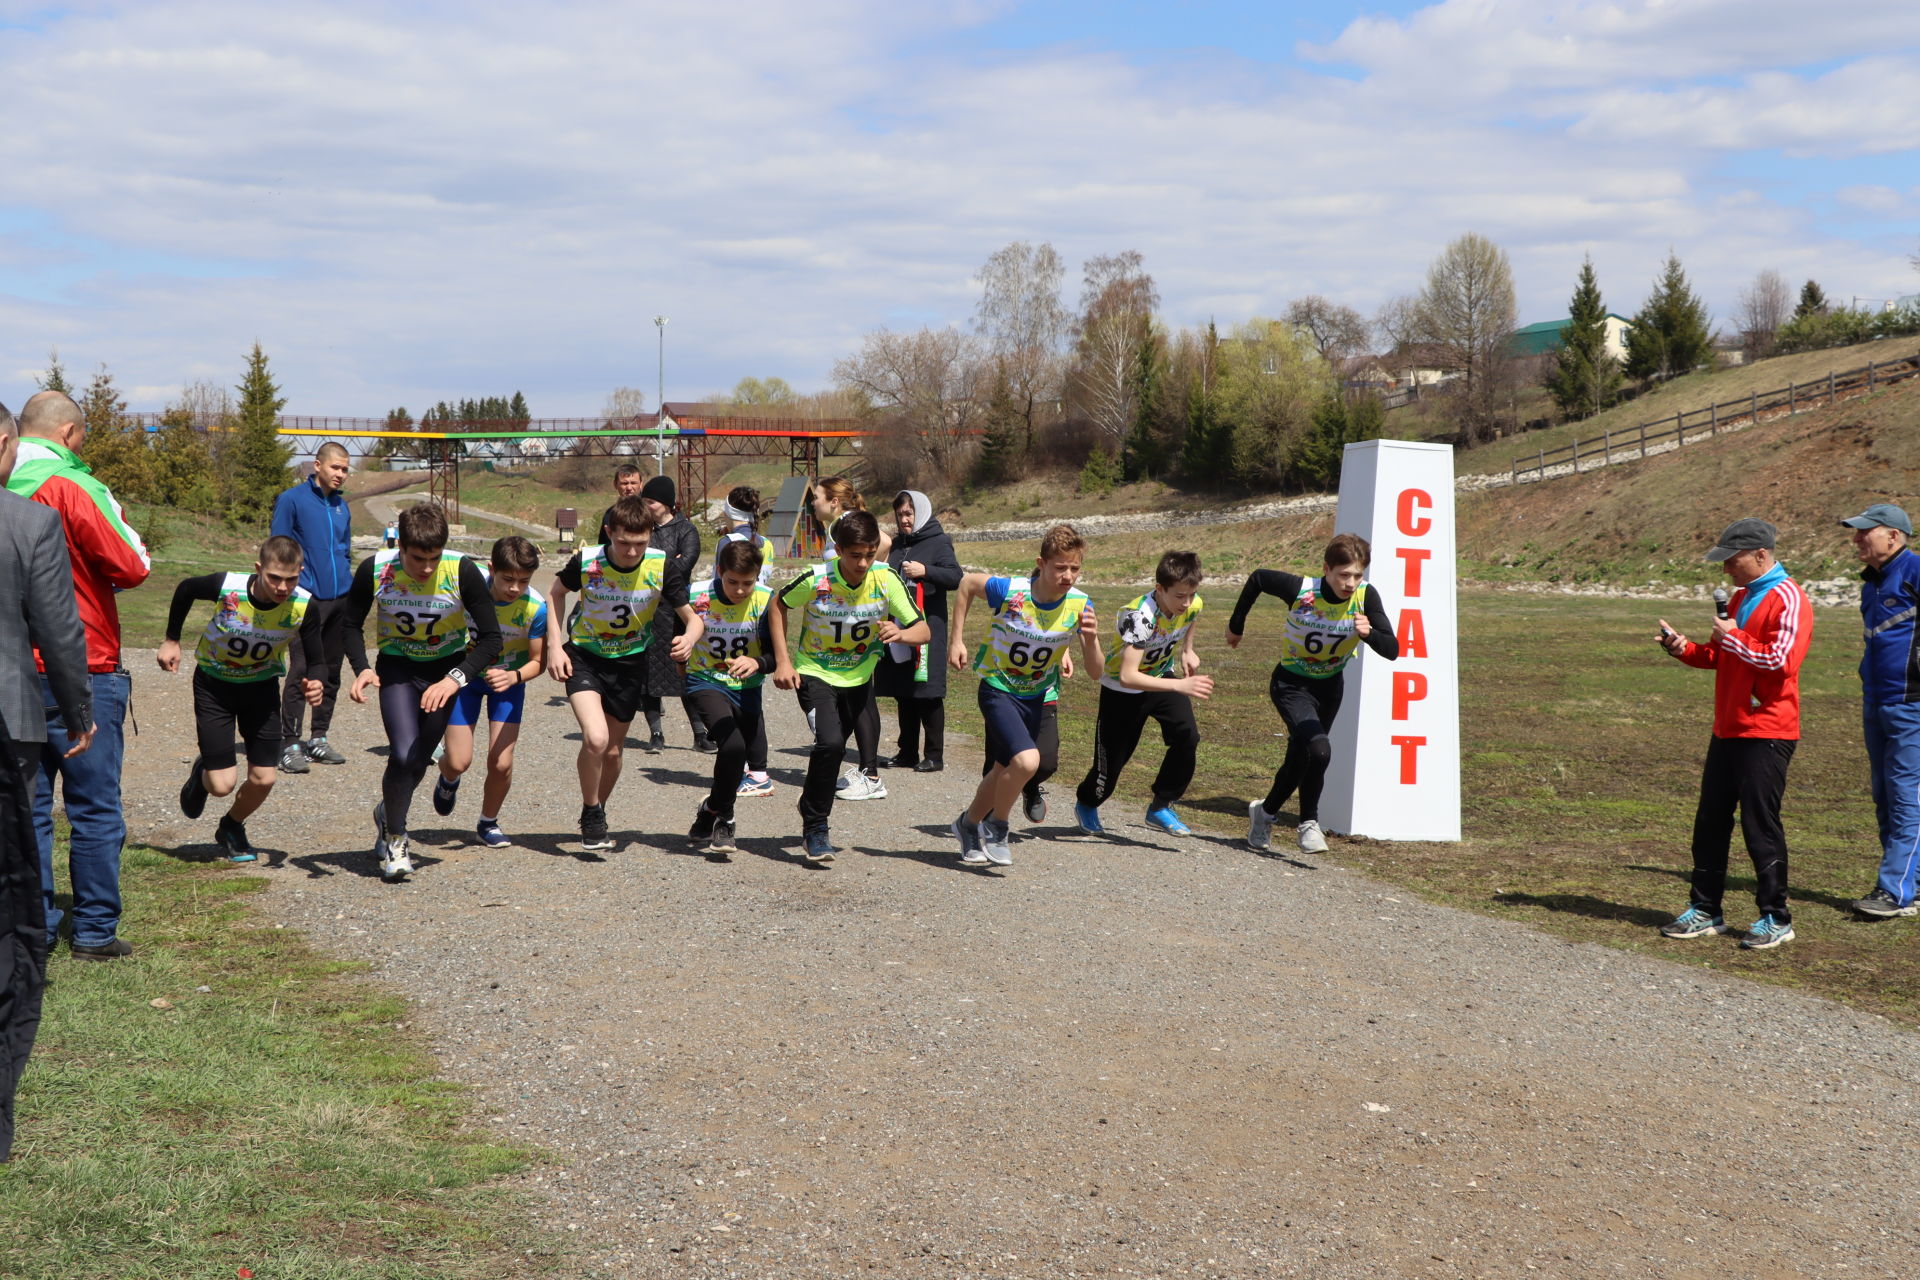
[38,348,72,393]
[1794,280,1829,320]
[1122,329,1164,482]
[1545,256,1624,419]
[228,342,291,526]
[976,361,1021,484]
[1180,322,1227,483]
[1624,252,1713,382]
[77,364,156,501]
[509,391,531,428]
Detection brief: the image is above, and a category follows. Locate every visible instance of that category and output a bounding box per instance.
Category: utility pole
[653,315,668,475]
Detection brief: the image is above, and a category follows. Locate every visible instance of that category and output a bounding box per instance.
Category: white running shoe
[1247,801,1274,852]
[838,770,886,801]
[381,833,414,882]
[1297,820,1328,854]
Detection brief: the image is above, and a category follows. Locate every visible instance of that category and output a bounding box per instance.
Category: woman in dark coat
[637,475,710,752]
[874,489,962,771]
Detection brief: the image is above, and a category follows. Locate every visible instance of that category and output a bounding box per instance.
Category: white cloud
[0,0,1914,416]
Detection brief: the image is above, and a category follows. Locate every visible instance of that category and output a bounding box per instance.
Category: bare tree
[1071,251,1159,446]
[973,241,1071,454]
[832,326,985,485]
[601,386,647,427]
[1736,269,1791,357]
[1374,294,1422,355]
[1285,295,1371,365]
[1414,232,1517,443]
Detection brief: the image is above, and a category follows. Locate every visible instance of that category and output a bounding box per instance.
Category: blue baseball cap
[1839,504,1913,536]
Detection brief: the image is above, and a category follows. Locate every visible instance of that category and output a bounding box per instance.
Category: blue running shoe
[431,773,459,817]
[476,818,512,848]
[801,828,837,864]
[737,774,774,798]
[1659,906,1727,940]
[1073,802,1104,835]
[1145,805,1191,836]
[1740,914,1794,950]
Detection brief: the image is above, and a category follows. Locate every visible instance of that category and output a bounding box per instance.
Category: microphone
[1713,588,1730,620]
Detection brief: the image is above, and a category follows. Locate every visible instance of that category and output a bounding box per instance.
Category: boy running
[429,536,546,847]
[1074,551,1213,836]
[683,539,777,859]
[770,509,928,865]
[1228,534,1398,855]
[344,503,503,882]
[546,496,702,852]
[158,535,322,862]
[948,524,1101,867]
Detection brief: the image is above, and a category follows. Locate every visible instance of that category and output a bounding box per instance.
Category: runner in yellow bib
[156,535,322,862]
[1075,551,1214,837]
[683,539,778,858]
[947,524,1102,868]
[545,496,703,853]
[1226,533,1398,856]
[770,509,927,865]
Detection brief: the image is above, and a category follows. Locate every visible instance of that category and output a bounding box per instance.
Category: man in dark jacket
[0,400,94,1158]
[876,490,963,771]
[270,442,353,771]
[1841,503,1920,920]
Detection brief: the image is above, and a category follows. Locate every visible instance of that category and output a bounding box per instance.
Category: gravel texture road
[116,646,1920,1279]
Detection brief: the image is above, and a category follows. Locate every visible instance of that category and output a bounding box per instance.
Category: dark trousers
[1,735,48,1162]
[796,676,876,831]
[280,594,347,741]
[1076,686,1198,810]
[982,701,1056,801]
[688,687,761,823]
[1689,735,1795,922]
[375,656,460,838]
[894,696,946,766]
[854,689,879,774]
[1265,669,1345,822]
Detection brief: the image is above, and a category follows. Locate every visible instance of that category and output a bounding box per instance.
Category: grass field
[2,844,559,1280]
[934,578,1913,1024]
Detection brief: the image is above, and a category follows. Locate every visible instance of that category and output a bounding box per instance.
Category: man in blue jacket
[270,442,354,772]
[1843,503,1920,919]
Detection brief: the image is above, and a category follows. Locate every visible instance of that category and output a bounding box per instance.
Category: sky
[1,0,1916,417]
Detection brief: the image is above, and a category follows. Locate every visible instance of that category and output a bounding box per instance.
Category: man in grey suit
[0,400,93,1161]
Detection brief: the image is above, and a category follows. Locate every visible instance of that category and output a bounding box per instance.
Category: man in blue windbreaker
[1843,503,1920,920]
[270,442,354,772]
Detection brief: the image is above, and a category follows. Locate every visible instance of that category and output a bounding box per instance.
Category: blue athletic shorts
[978,681,1045,766]
[447,678,527,727]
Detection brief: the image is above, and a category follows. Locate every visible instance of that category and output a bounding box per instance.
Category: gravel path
[118,647,1920,1279]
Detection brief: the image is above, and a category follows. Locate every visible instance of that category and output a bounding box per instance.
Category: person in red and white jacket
[1655,518,1813,951]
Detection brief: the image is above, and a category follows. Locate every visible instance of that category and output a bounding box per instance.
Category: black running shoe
[580,803,614,852]
[431,773,459,816]
[215,815,257,863]
[180,755,208,820]
[688,805,719,844]
[708,818,738,858]
[693,733,719,755]
[1022,786,1047,825]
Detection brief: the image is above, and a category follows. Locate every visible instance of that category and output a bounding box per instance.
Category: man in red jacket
[1655,518,1813,950]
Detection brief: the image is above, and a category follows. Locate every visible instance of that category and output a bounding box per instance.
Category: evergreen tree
[151,406,220,514]
[1545,256,1624,419]
[975,361,1021,484]
[1794,280,1829,320]
[1179,322,1227,483]
[1624,252,1713,382]
[1121,329,1164,482]
[509,391,531,428]
[1288,393,1385,491]
[77,364,156,501]
[228,341,291,526]
[38,348,72,394]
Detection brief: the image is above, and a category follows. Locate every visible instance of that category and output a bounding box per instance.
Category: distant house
[1383,343,1460,388]
[1338,355,1395,390]
[1509,314,1634,362]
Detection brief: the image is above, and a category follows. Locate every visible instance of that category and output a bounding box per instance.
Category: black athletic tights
[687,687,762,823]
[1264,666,1344,822]
[377,656,461,838]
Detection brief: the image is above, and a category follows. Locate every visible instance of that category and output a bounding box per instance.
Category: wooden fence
[1510,349,1920,484]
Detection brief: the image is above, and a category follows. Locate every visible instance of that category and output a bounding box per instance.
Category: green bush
[1078,447,1122,496]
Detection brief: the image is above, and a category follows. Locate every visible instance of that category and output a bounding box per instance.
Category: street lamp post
[653,315,668,475]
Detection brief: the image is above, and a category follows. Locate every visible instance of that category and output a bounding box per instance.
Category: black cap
[641,474,676,509]
[1705,517,1776,563]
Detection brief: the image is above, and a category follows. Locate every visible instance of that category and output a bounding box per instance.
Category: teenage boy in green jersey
[1074,550,1213,836]
[344,503,503,882]
[430,536,546,848]
[1228,533,1398,855]
[948,524,1102,867]
[157,535,323,862]
[683,539,777,859]
[546,496,702,853]
[770,509,928,865]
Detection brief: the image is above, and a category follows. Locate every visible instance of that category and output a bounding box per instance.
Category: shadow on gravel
[502,832,608,863]
[1626,863,1862,914]
[1493,891,1667,927]
[285,847,443,880]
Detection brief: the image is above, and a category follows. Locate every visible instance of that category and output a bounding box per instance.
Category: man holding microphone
[1655,518,1812,950]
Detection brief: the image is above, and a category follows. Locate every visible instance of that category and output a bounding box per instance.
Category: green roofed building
[1510,314,1634,361]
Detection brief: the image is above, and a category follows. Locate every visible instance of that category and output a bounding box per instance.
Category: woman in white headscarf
[874,489,962,771]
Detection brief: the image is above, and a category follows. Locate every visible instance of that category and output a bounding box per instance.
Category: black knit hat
[641,474,676,509]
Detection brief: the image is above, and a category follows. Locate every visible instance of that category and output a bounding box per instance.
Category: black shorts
[564,642,649,725]
[193,669,283,770]
[978,682,1046,767]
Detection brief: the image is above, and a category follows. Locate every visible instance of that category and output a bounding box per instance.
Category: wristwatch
[447,668,469,688]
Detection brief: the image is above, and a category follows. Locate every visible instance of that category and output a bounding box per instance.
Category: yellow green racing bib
[374,549,469,661]
[975,575,1089,698]
[194,571,311,683]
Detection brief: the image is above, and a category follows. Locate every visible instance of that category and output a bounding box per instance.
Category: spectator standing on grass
[1655,518,1812,951]
[876,490,962,773]
[6,390,148,961]
[270,441,354,773]
[1839,503,1920,921]
[0,400,93,1160]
